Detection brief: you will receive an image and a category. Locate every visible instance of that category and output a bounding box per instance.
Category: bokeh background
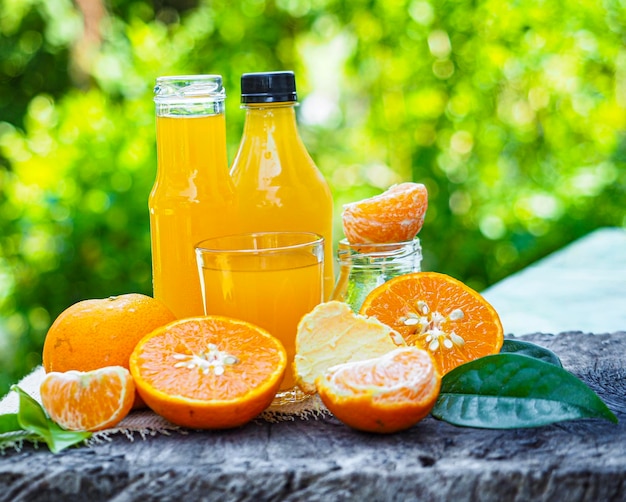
[1,0,625,398]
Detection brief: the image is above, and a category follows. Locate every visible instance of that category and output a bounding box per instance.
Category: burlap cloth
[0,366,330,445]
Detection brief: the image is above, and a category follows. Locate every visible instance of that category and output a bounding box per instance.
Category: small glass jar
[330,238,422,312]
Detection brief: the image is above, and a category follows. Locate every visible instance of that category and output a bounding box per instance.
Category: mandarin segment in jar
[342,182,428,244]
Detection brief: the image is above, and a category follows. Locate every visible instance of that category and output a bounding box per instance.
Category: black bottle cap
[240,71,297,103]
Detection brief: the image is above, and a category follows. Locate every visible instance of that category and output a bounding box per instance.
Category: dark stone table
[1,332,624,502]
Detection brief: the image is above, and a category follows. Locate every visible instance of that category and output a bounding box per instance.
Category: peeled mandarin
[342,182,428,244]
[316,346,441,433]
[40,366,135,432]
[293,301,405,394]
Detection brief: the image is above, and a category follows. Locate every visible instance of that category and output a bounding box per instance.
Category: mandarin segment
[293,301,405,393]
[316,346,441,433]
[342,182,428,244]
[40,366,135,432]
[129,316,287,429]
[359,272,504,375]
[42,293,176,408]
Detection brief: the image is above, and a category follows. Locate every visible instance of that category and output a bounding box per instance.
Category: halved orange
[342,182,428,244]
[316,346,441,433]
[293,301,405,394]
[129,316,287,429]
[40,366,135,432]
[359,272,504,375]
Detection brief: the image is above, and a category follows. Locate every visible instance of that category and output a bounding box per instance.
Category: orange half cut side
[360,272,504,375]
[129,316,287,429]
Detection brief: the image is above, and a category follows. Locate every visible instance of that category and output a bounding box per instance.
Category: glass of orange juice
[195,231,324,405]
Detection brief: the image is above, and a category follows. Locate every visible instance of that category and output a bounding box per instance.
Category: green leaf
[0,413,22,434]
[432,354,618,429]
[13,386,50,433]
[11,385,91,453]
[500,339,563,367]
[0,413,38,451]
[45,421,93,453]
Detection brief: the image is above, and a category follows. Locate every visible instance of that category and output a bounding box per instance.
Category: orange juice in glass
[195,232,324,404]
[150,75,235,318]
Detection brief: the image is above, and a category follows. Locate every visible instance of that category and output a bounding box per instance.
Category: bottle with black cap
[230,71,334,298]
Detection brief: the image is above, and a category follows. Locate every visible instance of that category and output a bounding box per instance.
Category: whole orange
[42,293,176,407]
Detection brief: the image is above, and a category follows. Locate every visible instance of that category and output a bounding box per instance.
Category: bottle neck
[154,113,231,197]
[155,99,225,117]
[154,75,226,118]
[153,75,232,194]
[240,102,300,137]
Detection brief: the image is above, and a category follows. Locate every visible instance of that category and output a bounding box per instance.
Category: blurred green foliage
[1,0,625,397]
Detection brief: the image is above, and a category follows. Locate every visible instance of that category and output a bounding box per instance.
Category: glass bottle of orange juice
[150,75,235,318]
[229,71,334,298]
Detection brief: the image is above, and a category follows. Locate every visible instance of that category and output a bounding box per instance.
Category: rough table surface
[1,332,625,502]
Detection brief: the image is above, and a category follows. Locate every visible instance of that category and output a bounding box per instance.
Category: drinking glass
[195,231,324,404]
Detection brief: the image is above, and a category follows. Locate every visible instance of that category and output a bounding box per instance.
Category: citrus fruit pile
[36,180,503,436]
[291,270,503,432]
[39,295,288,431]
